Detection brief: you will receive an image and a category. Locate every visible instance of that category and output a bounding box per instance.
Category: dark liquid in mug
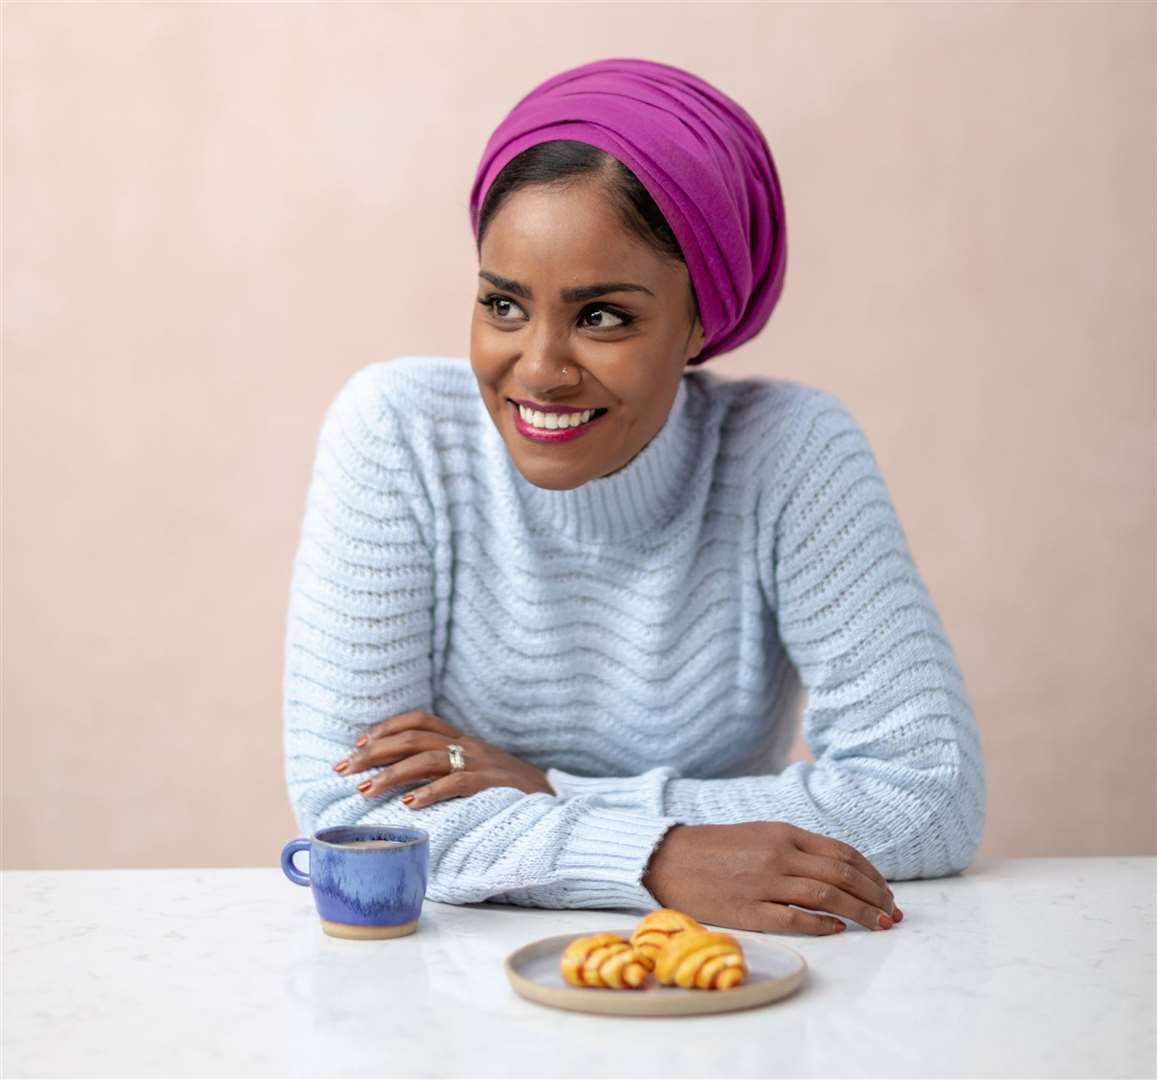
[337,840,406,849]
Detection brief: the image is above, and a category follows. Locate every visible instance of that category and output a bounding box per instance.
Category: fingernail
[878,912,893,930]
[401,794,415,805]
[355,736,368,748]
[893,906,903,922]
[356,780,372,793]
[334,760,350,773]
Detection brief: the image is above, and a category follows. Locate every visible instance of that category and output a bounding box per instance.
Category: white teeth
[518,404,596,430]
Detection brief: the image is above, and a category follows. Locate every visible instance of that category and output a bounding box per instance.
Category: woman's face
[470,180,704,490]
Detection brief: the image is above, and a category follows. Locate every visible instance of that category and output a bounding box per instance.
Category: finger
[400,770,480,809]
[758,902,847,937]
[347,730,451,774]
[359,750,452,798]
[364,710,462,744]
[791,826,894,900]
[777,873,891,932]
[790,850,895,921]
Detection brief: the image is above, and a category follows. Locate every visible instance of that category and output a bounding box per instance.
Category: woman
[282,57,986,936]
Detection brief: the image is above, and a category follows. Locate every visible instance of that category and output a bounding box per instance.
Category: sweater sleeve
[281,365,682,913]
[546,389,987,881]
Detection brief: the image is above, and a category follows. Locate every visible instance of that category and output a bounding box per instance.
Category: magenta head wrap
[468,57,787,365]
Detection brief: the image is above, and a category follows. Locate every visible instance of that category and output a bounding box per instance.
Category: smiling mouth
[507,399,609,441]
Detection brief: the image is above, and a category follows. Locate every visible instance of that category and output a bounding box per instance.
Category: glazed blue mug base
[281,824,429,940]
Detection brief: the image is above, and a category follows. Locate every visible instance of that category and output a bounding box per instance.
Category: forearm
[662,741,983,881]
[286,750,681,910]
[547,738,984,883]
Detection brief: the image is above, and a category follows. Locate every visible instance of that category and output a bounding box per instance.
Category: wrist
[642,823,689,902]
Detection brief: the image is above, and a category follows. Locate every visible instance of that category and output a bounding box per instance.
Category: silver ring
[447,744,466,772]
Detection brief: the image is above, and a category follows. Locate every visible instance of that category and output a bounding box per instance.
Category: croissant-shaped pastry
[653,929,748,990]
[629,908,706,971]
[560,932,650,989]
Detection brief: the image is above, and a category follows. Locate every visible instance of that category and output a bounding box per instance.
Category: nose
[516,335,580,393]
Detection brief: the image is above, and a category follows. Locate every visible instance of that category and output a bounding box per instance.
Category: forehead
[481,182,657,276]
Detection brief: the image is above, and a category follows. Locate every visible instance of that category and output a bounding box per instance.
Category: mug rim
[313,825,429,850]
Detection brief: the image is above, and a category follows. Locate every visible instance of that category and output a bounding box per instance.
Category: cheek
[469,329,504,379]
[470,330,515,380]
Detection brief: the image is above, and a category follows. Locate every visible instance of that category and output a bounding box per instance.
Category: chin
[509,454,597,491]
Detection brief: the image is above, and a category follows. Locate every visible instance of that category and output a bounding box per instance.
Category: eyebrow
[478,270,655,303]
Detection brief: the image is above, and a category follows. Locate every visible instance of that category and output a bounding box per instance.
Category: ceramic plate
[504,927,807,1016]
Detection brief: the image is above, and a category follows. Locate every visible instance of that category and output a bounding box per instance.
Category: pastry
[559,931,650,989]
[629,907,706,971]
[653,929,748,990]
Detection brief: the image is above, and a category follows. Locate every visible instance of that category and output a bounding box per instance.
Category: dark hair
[476,140,701,350]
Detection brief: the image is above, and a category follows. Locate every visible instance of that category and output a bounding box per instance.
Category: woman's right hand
[641,822,899,935]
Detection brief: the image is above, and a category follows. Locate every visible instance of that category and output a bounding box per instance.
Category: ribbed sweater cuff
[547,765,678,817]
[556,803,681,912]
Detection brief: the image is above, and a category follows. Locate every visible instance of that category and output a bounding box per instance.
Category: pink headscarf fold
[469,57,787,365]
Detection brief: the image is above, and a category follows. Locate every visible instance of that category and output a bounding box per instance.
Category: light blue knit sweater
[282,355,986,913]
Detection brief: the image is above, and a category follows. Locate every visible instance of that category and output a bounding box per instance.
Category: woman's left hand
[333,710,556,809]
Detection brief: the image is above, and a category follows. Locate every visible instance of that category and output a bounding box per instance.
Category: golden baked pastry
[653,929,748,990]
[559,932,650,989]
[629,907,706,971]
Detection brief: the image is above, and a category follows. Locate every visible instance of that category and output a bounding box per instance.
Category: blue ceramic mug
[281,825,429,940]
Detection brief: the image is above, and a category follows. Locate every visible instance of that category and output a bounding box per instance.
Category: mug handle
[281,838,311,886]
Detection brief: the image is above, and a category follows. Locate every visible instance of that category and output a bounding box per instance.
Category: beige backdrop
[3,2,1154,870]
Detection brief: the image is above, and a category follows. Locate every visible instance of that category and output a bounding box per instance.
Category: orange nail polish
[334,760,349,773]
[355,736,368,748]
[356,779,372,793]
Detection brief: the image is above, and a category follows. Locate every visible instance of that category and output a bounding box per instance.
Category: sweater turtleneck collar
[483,375,701,544]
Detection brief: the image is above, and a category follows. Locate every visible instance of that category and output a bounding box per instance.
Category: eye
[477,294,635,332]
[579,305,631,330]
[477,294,526,322]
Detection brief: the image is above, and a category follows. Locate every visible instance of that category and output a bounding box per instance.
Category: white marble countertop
[3,856,1153,1078]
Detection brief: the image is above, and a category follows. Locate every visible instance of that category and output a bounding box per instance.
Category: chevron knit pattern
[282,355,986,913]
